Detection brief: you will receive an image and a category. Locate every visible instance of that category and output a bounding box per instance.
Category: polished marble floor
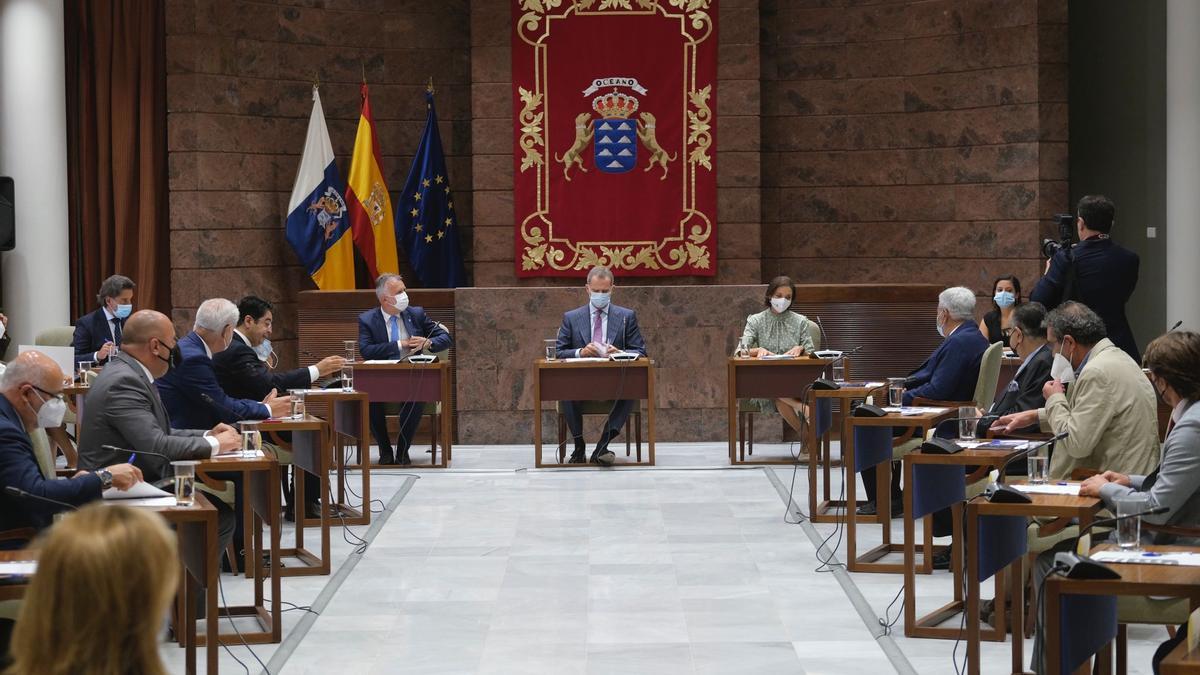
[161,442,1170,674]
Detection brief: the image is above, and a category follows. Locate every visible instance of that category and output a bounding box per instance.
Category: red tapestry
[511,0,718,278]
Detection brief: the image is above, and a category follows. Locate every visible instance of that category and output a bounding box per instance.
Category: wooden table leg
[967,503,981,675]
[534,368,544,468]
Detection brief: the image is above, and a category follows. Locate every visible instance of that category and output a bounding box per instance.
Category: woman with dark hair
[736,276,816,433]
[979,275,1022,347]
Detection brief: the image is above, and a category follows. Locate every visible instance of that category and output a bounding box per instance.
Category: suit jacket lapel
[606,308,621,345]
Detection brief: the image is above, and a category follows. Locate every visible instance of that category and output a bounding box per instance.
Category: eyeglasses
[30,384,65,403]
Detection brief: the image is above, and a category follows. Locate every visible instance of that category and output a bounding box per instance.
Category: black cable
[782,381,816,524]
[878,584,905,635]
[215,571,269,674]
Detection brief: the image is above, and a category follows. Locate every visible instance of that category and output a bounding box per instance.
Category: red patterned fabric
[511,0,718,278]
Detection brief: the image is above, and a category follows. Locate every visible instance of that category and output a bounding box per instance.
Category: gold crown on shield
[591,92,639,119]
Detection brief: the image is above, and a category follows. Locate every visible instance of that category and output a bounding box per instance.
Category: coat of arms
[306,186,348,241]
[556,83,675,181]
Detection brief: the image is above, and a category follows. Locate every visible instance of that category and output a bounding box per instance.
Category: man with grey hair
[859,286,989,519]
[992,301,1159,480]
[358,274,452,465]
[554,265,647,466]
[156,298,292,431]
[72,273,136,365]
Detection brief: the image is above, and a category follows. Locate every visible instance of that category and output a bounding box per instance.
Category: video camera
[1041,213,1075,259]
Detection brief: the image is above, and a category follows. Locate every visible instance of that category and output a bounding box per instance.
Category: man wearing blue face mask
[72,274,135,366]
[555,266,648,466]
[358,274,453,466]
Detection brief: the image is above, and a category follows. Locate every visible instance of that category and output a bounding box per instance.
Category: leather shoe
[856,501,878,516]
[398,449,412,466]
[283,505,295,523]
[567,449,586,464]
[303,502,323,520]
[377,450,396,465]
[931,546,953,571]
[591,448,616,466]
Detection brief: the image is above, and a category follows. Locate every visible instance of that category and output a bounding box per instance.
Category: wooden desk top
[848,408,954,426]
[536,358,655,369]
[0,550,36,563]
[1070,544,1200,589]
[255,414,327,432]
[352,361,446,371]
[907,447,1019,465]
[968,490,1101,519]
[728,356,836,368]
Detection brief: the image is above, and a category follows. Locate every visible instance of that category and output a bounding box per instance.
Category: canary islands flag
[346,83,399,280]
[397,91,465,288]
[285,87,354,290]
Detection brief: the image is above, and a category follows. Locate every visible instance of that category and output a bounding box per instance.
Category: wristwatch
[95,468,113,490]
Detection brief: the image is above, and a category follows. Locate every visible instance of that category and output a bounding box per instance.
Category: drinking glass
[341,365,354,391]
[171,460,198,506]
[1026,452,1049,485]
[239,421,262,457]
[544,339,557,361]
[734,335,750,358]
[77,360,93,387]
[289,390,306,418]
[832,362,845,383]
[344,340,356,364]
[1116,494,1151,550]
[958,406,977,441]
[887,378,906,407]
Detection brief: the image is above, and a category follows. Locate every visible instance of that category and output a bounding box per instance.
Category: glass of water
[171,460,198,506]
[344,340,356,364]
[239,421,262,457]
[734,335,750,358]
[1026,450,1049,485]
[341,365,354,391]
[832,361,845,383]
[887,378,906,407]
[289,389,306,418]
[77,360,93,387]
[1115,493,1151,550]
[544,339,557,362]
[958,406,977,441]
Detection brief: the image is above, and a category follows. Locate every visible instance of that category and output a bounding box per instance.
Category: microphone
[4,485,77,511]
[1169,320,1183,332]
[812,345,863,391]
[1053,505,1171,579]
[100,444,172,462]
[983,431,1070,503]
[917,415,986,454]
[815,316,828,348]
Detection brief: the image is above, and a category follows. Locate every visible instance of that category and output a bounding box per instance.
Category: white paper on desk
[0,561,36,576]
[105,496,178,507]
[882,406,951,415]
[104,482,173,500]
[959,439,1031,449]
[1012,483,1081,496]
[1091,550,1200,567]
[758,354,796,360]
[362,359,402,364]
[562,357,608,362]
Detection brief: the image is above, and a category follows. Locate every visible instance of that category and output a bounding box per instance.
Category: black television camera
[1041,213,1075,259]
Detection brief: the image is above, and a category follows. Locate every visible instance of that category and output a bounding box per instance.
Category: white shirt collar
[103,306,116,322]
[233,329,251,346]
[129,354,156,384]
[946,322,961,337]
[381,307,401,323]
[591,303,609,316]
[200,336,212,359]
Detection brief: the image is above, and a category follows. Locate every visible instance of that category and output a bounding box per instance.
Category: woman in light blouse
[738,275,816,433]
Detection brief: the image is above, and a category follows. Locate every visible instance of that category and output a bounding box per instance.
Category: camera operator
[1030,194,1140,361]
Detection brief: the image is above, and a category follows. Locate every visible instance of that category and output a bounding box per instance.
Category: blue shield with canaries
[593,118,637,174]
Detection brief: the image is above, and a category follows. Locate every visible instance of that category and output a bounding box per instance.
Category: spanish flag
[284,87,355,290]
[345,83,399,279]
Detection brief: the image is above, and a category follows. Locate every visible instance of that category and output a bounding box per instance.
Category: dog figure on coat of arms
[554,112,595,181]
[637,112,675,181]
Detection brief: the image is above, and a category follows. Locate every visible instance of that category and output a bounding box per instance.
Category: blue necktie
[389,315,401,342]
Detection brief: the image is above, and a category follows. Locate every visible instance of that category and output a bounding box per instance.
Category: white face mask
[935,311,946,338]
[29,390,67,429]
[253,338,273,362]
[1050,343,1077,383]
[0,320,5,341]
[769,297,791,314]
[393,292,409,313]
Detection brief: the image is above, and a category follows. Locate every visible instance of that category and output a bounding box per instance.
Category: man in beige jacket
[992,301,1159,480]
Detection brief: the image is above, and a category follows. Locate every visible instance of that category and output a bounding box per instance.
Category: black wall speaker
[0,177,13,251]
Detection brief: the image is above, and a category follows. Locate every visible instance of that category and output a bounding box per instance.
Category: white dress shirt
[380,308,411,358]
[576,305,610,358]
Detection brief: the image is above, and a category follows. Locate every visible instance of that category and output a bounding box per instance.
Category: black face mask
[154,339,182,371]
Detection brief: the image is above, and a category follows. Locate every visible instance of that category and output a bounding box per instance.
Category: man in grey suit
[77,310,241,543]
[554,266,647,466]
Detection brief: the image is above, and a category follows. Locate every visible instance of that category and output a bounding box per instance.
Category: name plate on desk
[1091,550,1200,567]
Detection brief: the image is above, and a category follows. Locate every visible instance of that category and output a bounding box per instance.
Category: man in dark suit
[0,312,10,361]
[358,274,453,466]
[215,295,344,519]
[979,302,1053,434]
[0,350,142,545]
[554,266,647,466]
[72,274,135,366]
[157,298,293,430]
[859,287,989,517]
[1031,194,1140,361]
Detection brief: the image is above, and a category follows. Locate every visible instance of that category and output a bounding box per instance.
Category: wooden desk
[353,362,452,468]
[0,549,34,603]
[902,446,1019,640]
[533,358,656,468]
[725,356,837,466]
[302,389,371,527]
[1044,544,1200,675]
[1161,635,1200,674]
[261,415,331,577]
[964,490,1103,675]
[806,381,886,524]
[196,451,282,645]
[844,407,953,573]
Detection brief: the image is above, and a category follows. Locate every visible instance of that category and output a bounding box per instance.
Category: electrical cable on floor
[878,584,905,635]
[216,571,269,674]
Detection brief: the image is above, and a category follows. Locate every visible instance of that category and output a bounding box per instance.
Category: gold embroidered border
[515,0,715,274]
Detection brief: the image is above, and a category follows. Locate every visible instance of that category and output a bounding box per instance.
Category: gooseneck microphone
[1053,505,1171,579]
[4,485,78,511]
[917,415,987,454]
[1169,320,1183,332]
[983,430,1070,503]
[812,345,863,391]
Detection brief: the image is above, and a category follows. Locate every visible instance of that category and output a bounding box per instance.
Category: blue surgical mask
[253,339,273,362]
[994,291,1016,308]
[589,292,610,310]
[114,303,133,319]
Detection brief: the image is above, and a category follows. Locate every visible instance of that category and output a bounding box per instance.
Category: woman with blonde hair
[5,503,177,675]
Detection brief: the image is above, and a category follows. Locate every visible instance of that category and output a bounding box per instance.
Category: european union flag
[396,90,465,288]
